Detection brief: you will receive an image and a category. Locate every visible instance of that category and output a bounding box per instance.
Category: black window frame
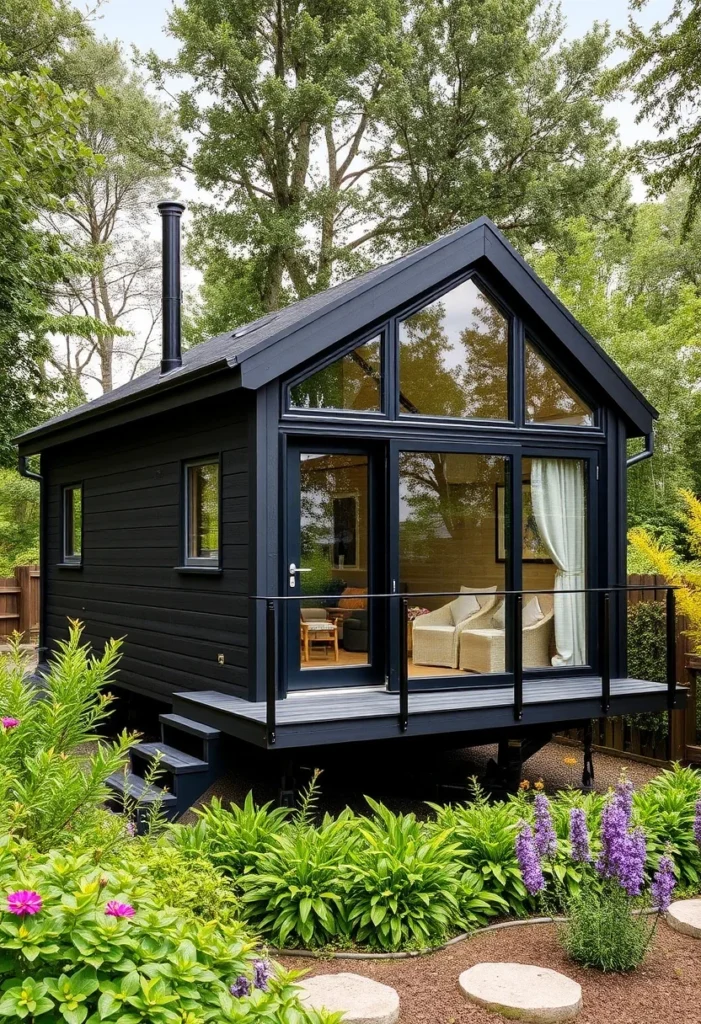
[61,483,83,566]
[523,331,599,431]
[181,456,222,570]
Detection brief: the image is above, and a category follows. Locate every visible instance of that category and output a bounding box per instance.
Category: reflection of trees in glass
[190,464,219,557]
[399,452,505,557]
[399,281,508,420]
[525,342,592,424]
[299,456,367,594]
[291,339,381,411]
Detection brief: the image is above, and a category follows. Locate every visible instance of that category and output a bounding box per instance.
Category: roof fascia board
[17,363,240,455]
[239,226,487,390]
[483,227,656,435]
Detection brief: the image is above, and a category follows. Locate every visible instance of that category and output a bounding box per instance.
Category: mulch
[279,921,701,1024]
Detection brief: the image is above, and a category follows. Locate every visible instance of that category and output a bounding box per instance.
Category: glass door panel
[398,450,508,680]
[286,445,383,689]
[522,456,588,668]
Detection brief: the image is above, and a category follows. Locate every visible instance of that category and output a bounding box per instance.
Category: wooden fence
[557,573,697,767]
[0,566,40,644]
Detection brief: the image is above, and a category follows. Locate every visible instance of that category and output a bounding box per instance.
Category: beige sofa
[412,588,497,669]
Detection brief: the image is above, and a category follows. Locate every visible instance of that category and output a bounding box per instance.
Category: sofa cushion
[523,596,544,628]
[449,589,480,625]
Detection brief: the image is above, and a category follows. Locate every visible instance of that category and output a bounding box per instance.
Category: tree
[614,0,701,233]
[48,36,183,393]
[0,0,105,465]
[148,0,629,338]
[0,469,40,575]
[529,193,701,554]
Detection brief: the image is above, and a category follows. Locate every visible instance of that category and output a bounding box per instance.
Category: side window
[289,335,382,413]
[62,484,82,564]
[184,460,220,566]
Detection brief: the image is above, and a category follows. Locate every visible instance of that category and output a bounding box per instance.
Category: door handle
[289,563,312,588]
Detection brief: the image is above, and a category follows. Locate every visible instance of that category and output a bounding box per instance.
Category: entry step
[159,713,221,739]
[132,742,208,774]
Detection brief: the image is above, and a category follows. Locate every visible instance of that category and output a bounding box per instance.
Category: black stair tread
[106,771,177,806]
[133,742,208,774]
[159,713,220,739]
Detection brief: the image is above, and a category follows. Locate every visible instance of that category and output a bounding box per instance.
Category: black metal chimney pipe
[158,200,185,374]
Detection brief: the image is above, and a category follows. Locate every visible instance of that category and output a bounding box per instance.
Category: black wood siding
[43,392,252,701]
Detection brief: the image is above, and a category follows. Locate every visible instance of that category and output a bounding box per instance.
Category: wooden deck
[172,676,683,750]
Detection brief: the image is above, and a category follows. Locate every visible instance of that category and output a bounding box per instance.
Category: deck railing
[253,585,678,746]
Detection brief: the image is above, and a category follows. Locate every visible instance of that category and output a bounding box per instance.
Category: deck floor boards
[175,677,670,726]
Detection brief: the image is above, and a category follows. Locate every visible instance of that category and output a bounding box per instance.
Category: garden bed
[280,920,701,1024]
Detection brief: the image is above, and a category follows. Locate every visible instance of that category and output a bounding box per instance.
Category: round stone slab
[667,899,701,938]
[459,963,582,1022]
[298,973,400,1024]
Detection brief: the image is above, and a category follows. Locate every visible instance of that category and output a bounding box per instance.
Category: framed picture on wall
[332,494,359,568]
[496,484,551,562]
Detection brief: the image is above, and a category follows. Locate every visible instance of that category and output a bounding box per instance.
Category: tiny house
[16,204,682,809]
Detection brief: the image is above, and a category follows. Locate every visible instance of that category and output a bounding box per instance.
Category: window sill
[175,565,222,575]
[56,562,82,570]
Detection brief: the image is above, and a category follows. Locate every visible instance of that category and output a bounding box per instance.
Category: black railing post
[513,593,523,721]
[666,587,677,709]
[266,600,277,746]
[600,590,611,714]
[399,598,409,732]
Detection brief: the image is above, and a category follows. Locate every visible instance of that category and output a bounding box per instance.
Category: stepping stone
[459,963,582,1022]
[298,973,400,1024]
[667,898,701,938]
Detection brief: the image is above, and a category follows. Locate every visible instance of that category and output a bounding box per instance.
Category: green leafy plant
[429,781,531,916]
[561,883,654,972]
[345,798,463,951]
[633,764,701,887]
[239,814,355,948]
[0,624,135,849]
[0,838,338,1024]
[193,792,291,878]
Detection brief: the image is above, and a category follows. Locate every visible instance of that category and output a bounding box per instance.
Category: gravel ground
[181,738,662,823]
[279,921,701,1024]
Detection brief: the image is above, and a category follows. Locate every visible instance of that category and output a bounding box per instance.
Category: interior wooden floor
[300,647,472,679]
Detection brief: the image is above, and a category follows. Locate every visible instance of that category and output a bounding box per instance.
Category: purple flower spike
[533,794,557,858]
[230,976,251,998]
[619,827,647,898]
[596,793,630,880]
[516,822,545,896]
[614,778,634,824]
[1,717,20,730]
[253,959,272,991]
[651,855,676,913]
[694,800,701,850]
[569,807,591,863]
[7,890,42,916]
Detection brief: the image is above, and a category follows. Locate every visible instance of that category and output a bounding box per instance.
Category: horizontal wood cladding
[44,393,253,700]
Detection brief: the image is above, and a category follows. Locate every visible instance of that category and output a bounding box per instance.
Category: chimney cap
[158,200,185,215]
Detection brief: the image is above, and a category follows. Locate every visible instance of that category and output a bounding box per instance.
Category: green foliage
[147,0,627,334]
[192,793,291,876]
[240,814,355,949]
[0,469,39,576]
[613,0,701,234]
[345,798,463,950]
[0,624,134,850]
[0,840,338,1024]
[632,764,701,888]
[561,881,654,972]
[624,600,668,739]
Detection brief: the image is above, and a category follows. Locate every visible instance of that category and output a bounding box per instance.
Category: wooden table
[300,618,340,662]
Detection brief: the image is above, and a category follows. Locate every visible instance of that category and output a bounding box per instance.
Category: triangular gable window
[289,336,382,412]
[525,340,593,426]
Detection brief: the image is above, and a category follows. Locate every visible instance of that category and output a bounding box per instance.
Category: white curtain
[531,459,586,666]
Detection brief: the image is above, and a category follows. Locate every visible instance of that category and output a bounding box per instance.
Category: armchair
[458,595,554,673]
[412,588,497,669]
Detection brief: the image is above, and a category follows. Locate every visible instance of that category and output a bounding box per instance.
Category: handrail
[254,584,680,741]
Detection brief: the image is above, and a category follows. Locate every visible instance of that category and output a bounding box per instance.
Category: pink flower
[104,900,135,918]
[7,890,42,916]
[1,717,20,729]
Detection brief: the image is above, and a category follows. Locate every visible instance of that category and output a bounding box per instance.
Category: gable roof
[16,217,656,451]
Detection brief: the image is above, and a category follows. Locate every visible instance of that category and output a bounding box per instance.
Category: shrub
[625,600,668,739]
[633,763,701,887]
[561,883,654,972]
[0,624,135,849]
[193,793,291,877]
[345,798,464,951]
[429,782,531,916]
[239,813,355,948]
[0,838,338,1023]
